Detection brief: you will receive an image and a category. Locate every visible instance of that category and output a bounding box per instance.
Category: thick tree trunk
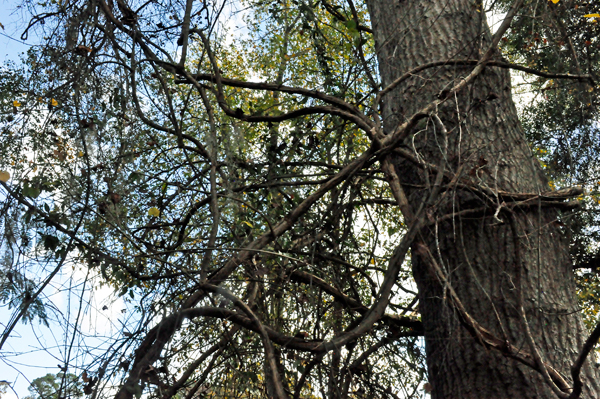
[366,1,600,398]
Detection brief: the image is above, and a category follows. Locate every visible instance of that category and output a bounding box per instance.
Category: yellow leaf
[0,170,9,182]
[78,151,84,157]
[585,14,600,18]
[12,100,21,107]
[51,98,58,107]
[549,0,559,3]
[148,207,160,217]
[242,220,253,228]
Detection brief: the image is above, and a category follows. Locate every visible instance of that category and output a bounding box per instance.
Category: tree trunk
[366,0,600,397]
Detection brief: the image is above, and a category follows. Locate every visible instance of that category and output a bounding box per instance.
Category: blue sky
[1,4,77,398]
[0,31,29,64]
[0,3,39,397]
[0,0,36,64]
[0,262,129,399]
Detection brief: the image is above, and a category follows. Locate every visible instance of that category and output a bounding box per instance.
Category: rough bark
[366,0,600,398]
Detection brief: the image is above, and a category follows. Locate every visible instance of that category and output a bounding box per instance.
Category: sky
[0,261,128,399]
[0,2,47,398]
[0,0,36,65]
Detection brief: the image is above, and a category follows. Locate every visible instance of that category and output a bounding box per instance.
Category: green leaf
[40,234,60,252]
[23,184,41,198]
[127,171,142,182]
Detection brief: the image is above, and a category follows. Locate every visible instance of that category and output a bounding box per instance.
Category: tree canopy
[1,0,600,398]
[23,373,83,399]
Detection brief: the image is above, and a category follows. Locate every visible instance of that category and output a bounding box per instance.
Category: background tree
[23,373,83,399]
[0,0,600,398]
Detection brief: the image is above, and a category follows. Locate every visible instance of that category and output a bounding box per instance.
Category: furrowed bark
[366,0,600,397]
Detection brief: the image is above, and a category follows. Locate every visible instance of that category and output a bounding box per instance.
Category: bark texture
[366,0,600,398]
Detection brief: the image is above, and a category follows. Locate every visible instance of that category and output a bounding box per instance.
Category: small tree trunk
[366,0,600,397]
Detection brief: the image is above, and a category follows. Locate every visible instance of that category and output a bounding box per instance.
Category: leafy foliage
[24,373,83,399]
[496,0,600,326]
